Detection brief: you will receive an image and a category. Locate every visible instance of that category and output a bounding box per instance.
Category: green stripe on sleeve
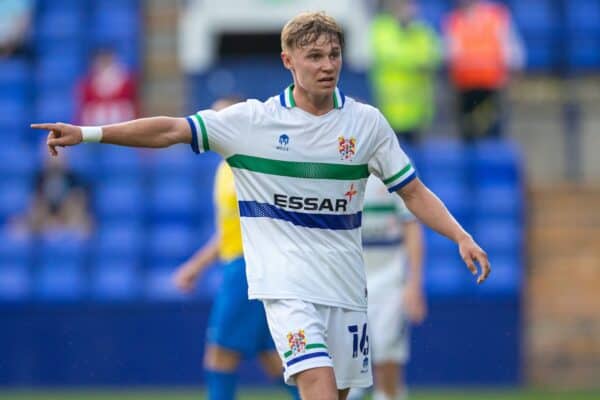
[227,155,369,180]
[193,114,209,152]
[383,164,412,185]
[284,343,328,359]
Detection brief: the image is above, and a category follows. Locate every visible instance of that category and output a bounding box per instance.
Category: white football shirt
[362,175,416,289]
[186,85,416,310]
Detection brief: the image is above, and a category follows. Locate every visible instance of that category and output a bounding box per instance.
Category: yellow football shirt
[214,161,243,261]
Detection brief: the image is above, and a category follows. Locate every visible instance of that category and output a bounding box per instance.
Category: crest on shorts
[338,136,357,160]
[287,329,307,355]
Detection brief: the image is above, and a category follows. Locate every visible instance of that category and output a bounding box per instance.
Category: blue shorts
[206,257,275,357]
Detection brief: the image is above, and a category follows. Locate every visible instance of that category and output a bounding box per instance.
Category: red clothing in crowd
[76,61,139,126]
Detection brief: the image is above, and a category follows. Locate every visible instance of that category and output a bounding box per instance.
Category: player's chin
[314,81,336,94]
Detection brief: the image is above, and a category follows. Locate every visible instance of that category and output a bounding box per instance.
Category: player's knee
[295,367,338,400]
[203,345,240,371]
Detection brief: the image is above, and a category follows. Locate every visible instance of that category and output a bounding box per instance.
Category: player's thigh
[295,366,338,400]
[263,299,333,385]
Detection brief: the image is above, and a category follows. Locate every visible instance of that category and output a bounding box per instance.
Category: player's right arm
[173,234,220,293]
[31,117,191,156]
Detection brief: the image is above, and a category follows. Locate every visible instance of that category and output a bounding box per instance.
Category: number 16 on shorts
[348,323,370,372]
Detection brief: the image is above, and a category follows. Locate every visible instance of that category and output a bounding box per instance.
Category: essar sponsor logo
[274,194,348,212]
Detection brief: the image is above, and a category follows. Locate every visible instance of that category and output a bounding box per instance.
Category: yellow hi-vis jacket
[370,14,441,133]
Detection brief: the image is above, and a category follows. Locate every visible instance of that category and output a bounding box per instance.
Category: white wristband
[81,126,103,143]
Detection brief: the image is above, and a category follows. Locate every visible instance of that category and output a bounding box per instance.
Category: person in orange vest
[443,0,524,141]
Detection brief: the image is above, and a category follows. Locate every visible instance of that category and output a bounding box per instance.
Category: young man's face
[282,34,342,98]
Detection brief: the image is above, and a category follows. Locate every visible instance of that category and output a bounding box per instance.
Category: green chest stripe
[227,154,369,180]
[363,204,397,214]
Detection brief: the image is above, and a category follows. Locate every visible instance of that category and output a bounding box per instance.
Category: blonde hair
[281,12,344,52]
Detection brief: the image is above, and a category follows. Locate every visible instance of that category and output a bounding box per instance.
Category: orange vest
[445,2,509,90]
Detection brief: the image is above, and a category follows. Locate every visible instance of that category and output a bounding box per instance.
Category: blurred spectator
[444,0,524,141]
[0,0,33,58]
[11,148,93,237]
[76,47,139,126]
[370,0,441,144]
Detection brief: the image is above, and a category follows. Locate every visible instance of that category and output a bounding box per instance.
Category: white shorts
[367,284,409,364]
[263,299,373,389]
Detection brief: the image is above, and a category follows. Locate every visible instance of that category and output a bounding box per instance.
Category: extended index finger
[30,123,58,130]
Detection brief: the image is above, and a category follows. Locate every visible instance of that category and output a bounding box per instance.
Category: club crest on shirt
[338,136,356,160]
[287,329,306,355]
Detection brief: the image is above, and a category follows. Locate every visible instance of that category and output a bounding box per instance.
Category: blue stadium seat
[419,0,451,32]
[418,136,468,185]
[510,0,559,37]
[37,0,86,13]
[424,180,472,225]
[472,219,523,256]
[35,261,86,301]
[35,94,75,123]
[0,99,29,139]
[473,184,523,219]
[0,58,31,100]
[567,37,600,70]
[90,7,139,41]
[477,254,522,295]
[425,227,457,257]
[0,229,32,264]
[65,145,100,182]
[565,0,600,35]
[35,51,84,93]
[521,37,559,71]
[94,222,143,260]
[470,138,522,185]
[148,179,200,222]
[35,9,85,41]
[144,267,186,301]
[0,144,37,179]
[147,224,196,265]
[425,255,469,296]
[91,260,139,301]
[0,180,32,222]
[95,178,145,221]
[148,145,202,176]
[0,262,31,301]
[39,232,89,265]
[97,146,145,179]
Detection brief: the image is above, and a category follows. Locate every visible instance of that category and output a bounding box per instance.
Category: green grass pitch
[0,388,599,400]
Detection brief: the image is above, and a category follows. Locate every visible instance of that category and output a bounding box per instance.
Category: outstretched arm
[172,234,220,293]
[403,220,427,323]
[31,117,192,156]
[397,178,491,284]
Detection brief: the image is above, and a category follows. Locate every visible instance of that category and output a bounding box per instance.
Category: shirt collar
[279,84,345,109]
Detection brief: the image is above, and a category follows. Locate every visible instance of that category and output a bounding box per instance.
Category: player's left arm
[403,219,427,323]
[396,178,491,284]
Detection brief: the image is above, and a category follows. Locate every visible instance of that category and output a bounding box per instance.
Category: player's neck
[293,85,334,116]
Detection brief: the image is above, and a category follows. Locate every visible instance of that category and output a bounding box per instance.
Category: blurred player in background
[349,176,424,400]
[172,97,300,400]
[443,0,524,141]
[32,11,490,400]
[370,0,441,144]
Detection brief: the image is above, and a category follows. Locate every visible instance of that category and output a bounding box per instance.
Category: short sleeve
[368,110,417,193]
[186,101,253,157]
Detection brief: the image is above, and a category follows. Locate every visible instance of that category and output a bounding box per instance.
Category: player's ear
[281,51,293,71]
